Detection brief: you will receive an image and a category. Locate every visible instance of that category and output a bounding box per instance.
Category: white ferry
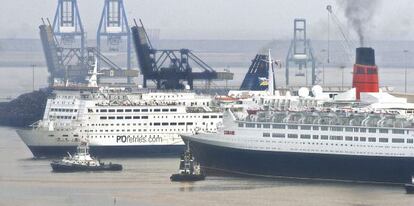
[16,88,222,157]
[182,109,414,184]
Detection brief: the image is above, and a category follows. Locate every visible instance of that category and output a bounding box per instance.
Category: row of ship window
[91,108,178,113]
[90,134,162,138]
[203,115,221,118]
[50,108,78,112]
[52,101,76,105]
[245,143,413,156]
[49,115,76,119]
[55,95,76,99]
[100,116,148,120]
[85,123,146,126]
[99,115,221,120]
[262,132,414,144]
[84,122,213,127]
[82,122,199,131]
[82,127,200,133]
[238,122,408,134]
[151,122,194,126]
[149,95,184,98]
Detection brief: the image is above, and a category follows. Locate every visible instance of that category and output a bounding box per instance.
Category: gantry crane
[131,19,233,90]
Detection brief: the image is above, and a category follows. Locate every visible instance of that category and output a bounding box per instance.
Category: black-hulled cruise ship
[182,47,414,184]
[182,109,414,184]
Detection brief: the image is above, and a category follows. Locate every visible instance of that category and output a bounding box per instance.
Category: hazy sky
[1,0,414,40]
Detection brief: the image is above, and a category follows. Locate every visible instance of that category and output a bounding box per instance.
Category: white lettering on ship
[116,135,163,143]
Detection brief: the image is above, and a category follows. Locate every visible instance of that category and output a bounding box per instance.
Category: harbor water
[0,66,414,206]
[1,126,414,206]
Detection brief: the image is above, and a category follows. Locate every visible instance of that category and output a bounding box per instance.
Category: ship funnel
[352,47,379,100]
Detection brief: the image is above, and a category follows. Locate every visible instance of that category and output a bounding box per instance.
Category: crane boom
[326,5,356,62]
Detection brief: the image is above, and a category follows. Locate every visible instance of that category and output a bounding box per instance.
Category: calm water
[1,66,414,206]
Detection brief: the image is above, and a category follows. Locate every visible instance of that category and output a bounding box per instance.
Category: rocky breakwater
[0,88,51,127]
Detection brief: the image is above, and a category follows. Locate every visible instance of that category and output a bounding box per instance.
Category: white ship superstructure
[17,88,222,157]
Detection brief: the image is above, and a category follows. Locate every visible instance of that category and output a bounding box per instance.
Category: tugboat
[170,144,205,182]
[51,141,122,172]
[405,176,414,194]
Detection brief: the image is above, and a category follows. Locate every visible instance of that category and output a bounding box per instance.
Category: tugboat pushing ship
[51,140,122,172]
[170,143,205,182]
[404,177,414,194]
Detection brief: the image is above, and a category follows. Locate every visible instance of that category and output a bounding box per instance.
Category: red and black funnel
[352,47,379,100]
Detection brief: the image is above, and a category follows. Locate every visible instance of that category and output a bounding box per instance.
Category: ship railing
[186,107,221,113]
[241,111,414,129]
[239,118,414,129]
[186,107,206,113]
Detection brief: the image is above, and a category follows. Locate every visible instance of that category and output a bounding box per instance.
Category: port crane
[97,0,135,83]
[131,19,233,90]
[39,0,138,86]
[285,19,317,86]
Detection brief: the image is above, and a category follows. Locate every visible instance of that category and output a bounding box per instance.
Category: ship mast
[267,49,275,95]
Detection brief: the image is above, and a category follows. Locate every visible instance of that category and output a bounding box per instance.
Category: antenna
[327,5,331,64]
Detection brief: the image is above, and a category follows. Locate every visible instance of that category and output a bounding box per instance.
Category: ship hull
[28,145,185,158]
[183,136,414,184]
[17,129,185,157]
[51,161,122,172]
[170,173,206,182]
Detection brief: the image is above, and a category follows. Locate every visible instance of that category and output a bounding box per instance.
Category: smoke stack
[352,47,379,100]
